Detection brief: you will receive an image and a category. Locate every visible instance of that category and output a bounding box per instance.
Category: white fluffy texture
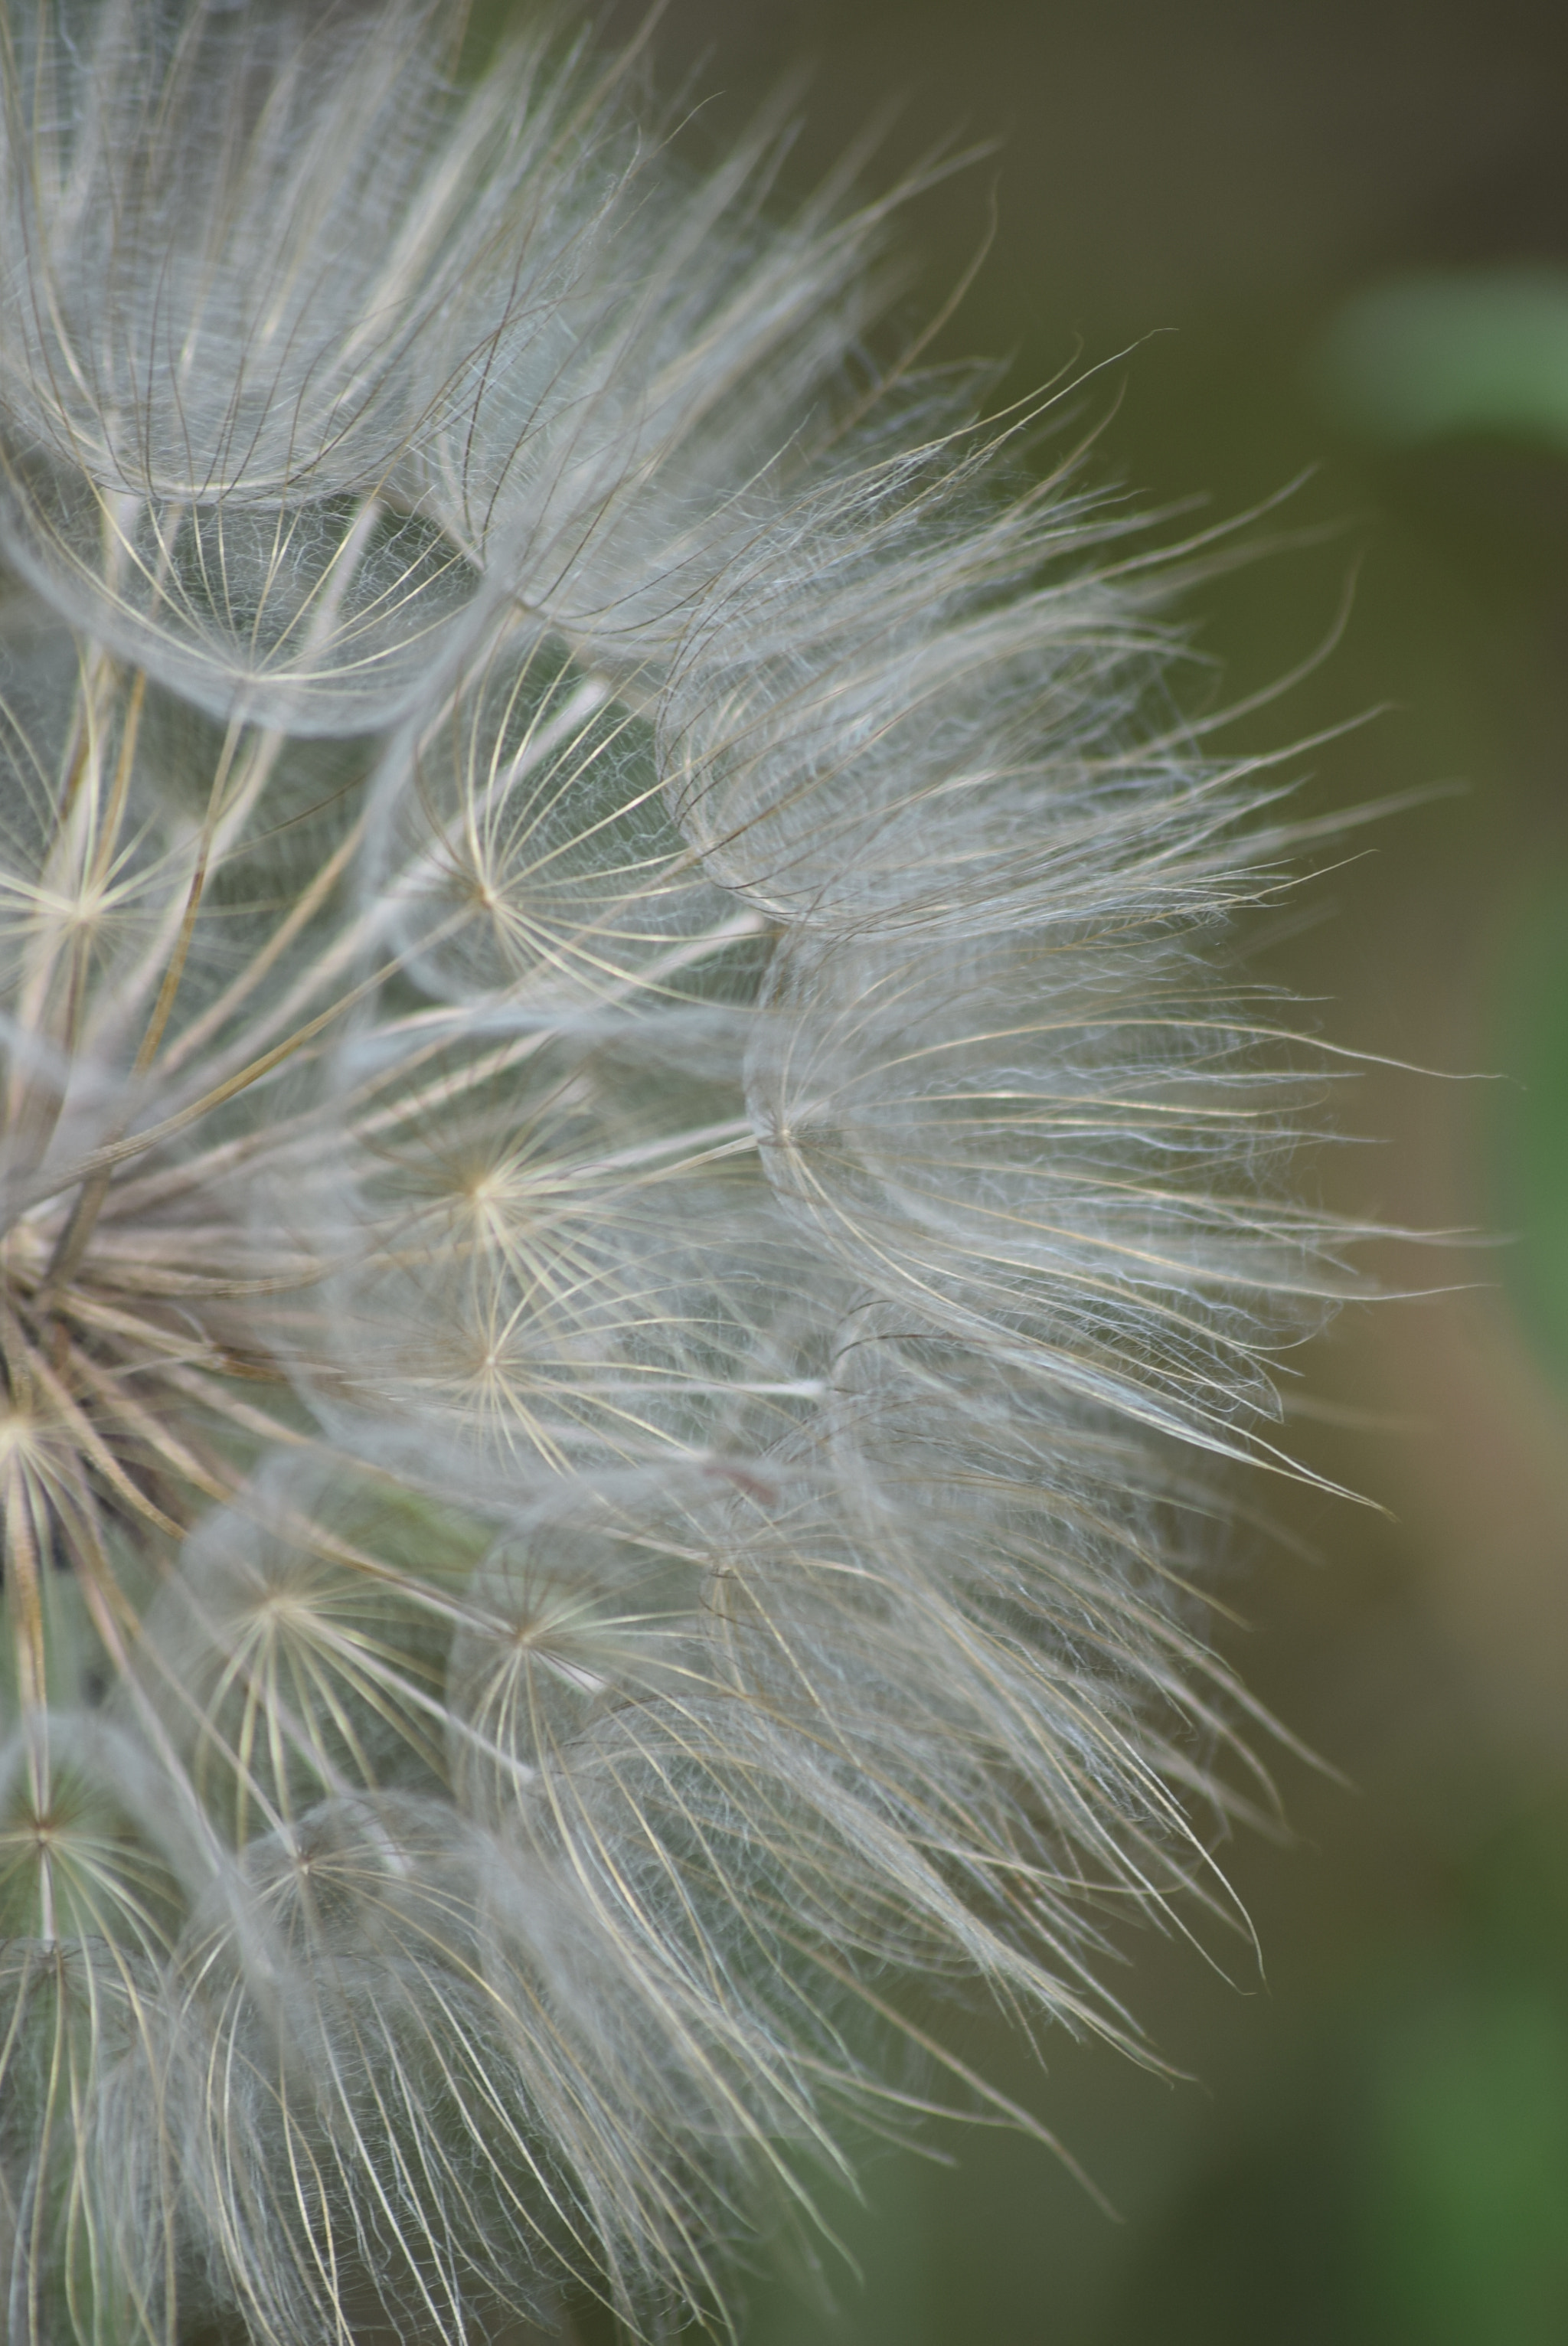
[0,4,1359,2340]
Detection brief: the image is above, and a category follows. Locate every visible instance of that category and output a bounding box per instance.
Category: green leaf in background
[1491,883,1568,1387]
[1315,273,1568,1388]
[1102,1806,1568,2346]
[1315,269,1568,455]
[1357,1991,1568,2346]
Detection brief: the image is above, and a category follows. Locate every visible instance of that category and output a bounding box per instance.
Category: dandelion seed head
[0,2,1375,2338]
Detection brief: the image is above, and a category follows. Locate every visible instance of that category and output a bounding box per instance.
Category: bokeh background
[559,2,1568,2336]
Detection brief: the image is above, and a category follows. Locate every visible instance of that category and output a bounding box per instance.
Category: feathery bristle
[0,4,1367,2338]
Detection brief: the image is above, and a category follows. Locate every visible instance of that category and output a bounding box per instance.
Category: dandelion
[0,2,1365,2338]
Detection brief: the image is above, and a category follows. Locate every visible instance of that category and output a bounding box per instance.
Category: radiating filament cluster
[0,4,1359,2340]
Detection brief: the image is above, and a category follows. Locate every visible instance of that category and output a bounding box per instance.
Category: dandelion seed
[0,2,1370,2339]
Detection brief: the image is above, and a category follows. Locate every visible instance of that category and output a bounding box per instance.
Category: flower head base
[0,3,1363,2339]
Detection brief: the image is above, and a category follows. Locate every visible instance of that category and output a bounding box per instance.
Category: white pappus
[0,2,1369,2339]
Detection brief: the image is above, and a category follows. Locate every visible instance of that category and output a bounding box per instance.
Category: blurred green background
[561,1,1568,2337]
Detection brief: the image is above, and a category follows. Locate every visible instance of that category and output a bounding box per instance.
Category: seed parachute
[0,3,1362,2339]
